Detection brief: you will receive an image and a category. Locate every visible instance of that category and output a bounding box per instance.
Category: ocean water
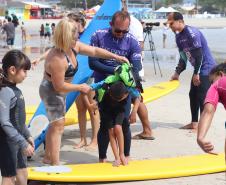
[144,27,226,64]
[2,25,224,67]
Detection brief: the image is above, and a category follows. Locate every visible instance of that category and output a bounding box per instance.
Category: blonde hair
[53,18,78,52]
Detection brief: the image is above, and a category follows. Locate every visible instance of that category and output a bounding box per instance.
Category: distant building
[6,1,61,20]
[128,0,152,8]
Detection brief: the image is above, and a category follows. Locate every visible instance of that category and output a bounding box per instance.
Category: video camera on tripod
[143,21,163,76]
[143,22,160,32]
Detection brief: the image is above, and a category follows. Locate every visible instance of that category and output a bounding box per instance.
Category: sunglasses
[114,28,129,34]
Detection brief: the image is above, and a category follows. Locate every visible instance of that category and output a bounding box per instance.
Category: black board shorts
[0,138,27,177]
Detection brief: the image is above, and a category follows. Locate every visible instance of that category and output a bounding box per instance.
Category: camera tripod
[143,27,162,77]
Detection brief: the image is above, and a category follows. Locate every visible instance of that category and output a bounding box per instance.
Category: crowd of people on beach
[0,13,57,50]
[0,1,226,184]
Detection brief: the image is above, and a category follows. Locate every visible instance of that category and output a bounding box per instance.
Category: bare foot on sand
[85,143,97,151]
[73,140,87,149]
[180,122,198,130]
[42,157,51,165]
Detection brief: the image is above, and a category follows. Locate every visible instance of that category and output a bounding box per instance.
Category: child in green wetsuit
[89,63,140,166]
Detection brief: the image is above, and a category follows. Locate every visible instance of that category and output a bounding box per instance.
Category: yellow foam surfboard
[26,80,180,126]
[26,105,83,126]
[28,153,226,183]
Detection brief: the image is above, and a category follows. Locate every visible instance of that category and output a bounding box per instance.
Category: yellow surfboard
[28,153,226,183]
[26,105,81,126]
[26,80,180,126]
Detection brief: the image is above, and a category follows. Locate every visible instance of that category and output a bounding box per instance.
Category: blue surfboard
[28,0,122,150]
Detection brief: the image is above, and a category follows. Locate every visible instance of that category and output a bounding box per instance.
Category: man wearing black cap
[167,12,216,130]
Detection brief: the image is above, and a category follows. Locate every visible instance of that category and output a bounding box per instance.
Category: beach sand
[0,17,225,184]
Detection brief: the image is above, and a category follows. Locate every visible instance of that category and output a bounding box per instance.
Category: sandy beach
[0,17,226,184]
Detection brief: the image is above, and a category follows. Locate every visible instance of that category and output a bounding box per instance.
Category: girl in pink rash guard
[197,62,226,160]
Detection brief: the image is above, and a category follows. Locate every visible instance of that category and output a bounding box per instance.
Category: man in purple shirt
[89,11,142,163]
[167,12,216,130]
[89,15,142,83]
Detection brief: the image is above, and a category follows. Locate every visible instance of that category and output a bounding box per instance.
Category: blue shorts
[6,38,14,46]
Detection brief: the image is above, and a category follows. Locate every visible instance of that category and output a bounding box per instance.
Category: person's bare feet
[99,158,107,163]
[132,133,155,140]
[42,157,51,165]
[120,154,128,166]
[125,156,130,163]
[73,140,87,149]
[180,122,198,130]
[113,159,121,167]
[85,142,97,151]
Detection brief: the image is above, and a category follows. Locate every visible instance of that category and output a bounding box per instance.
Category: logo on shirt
[96,13,112,20]
[193,41,200,48]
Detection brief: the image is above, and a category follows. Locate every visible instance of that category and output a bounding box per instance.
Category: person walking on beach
[197,62,226,160]
[2,17,15,49]
[44,23,51,43]
[40,24,45,41]
[40,18,129,165]
[162,22,168,48]
[89,10,142,162]
[0,50,34,185]
[167,12,216,130]
[51,23,55,35]
[21,22,27,43]
[0,19,7,48]
[11,14,19,28]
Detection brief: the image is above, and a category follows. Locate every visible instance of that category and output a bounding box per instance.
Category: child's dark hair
[209,62,226,76]
[109,81,128,101]
[0,50,31,88]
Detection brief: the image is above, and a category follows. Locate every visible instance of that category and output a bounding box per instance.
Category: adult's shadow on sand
[60,150,99,164]
[28,149,99,166]
[130,121,183,133]
[63,127,94,139]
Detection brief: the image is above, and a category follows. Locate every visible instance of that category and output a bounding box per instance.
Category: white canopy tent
[181,4,195,11]
[155,7,168,13]
[155,7,178,13]
[167,7,178,12]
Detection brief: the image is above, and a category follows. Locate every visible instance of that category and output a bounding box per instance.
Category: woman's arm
[75,41,129,63]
